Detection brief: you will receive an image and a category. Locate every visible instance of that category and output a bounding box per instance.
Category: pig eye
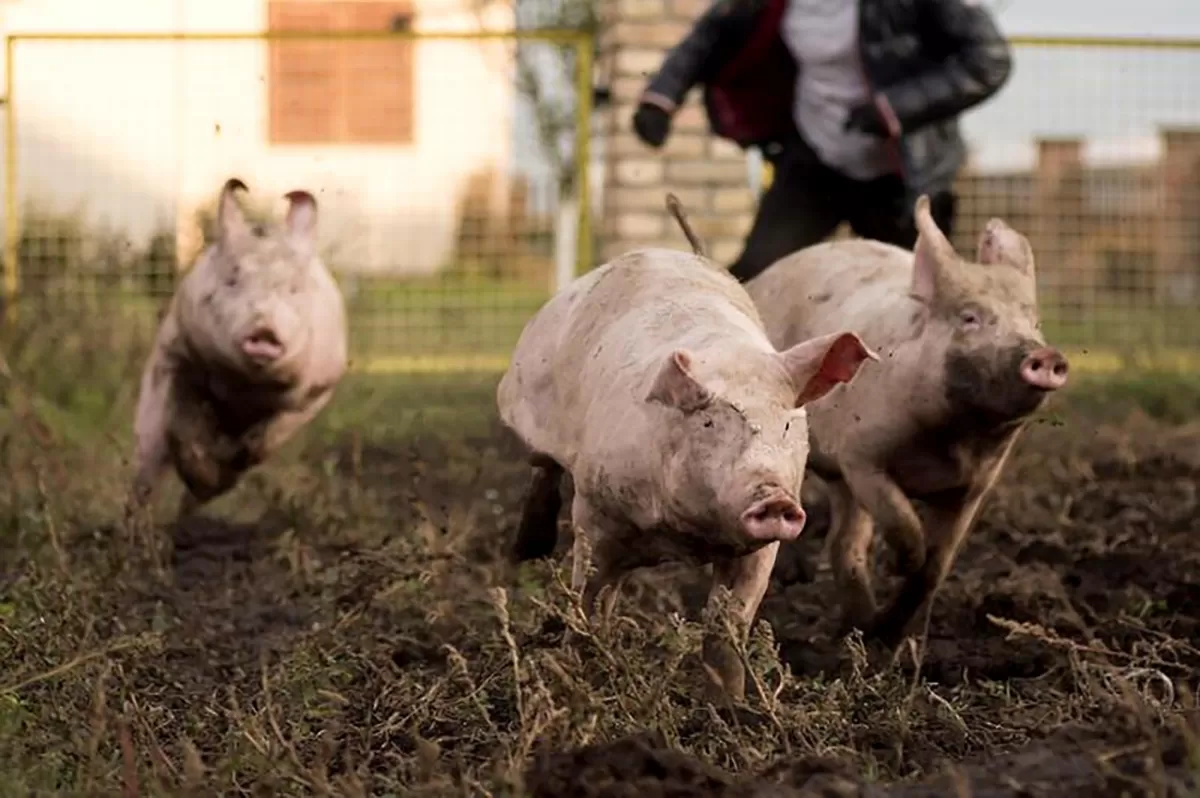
[703,419,714,429]
[959,309,981,329]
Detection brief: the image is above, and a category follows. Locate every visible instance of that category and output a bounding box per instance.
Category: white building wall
[0,0,517,275]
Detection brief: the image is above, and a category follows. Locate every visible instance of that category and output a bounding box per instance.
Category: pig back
[747,239,920,355]
[498,248,768,467]
[746,239,936,463]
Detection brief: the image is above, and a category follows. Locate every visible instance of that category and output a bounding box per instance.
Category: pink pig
[746,195,1069,648]
[498,241,876,700]
[126,178,349,524]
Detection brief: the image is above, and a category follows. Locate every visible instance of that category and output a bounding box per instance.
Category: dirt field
[2,348,1200,795]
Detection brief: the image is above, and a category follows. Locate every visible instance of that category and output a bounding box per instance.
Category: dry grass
[2,308,1199,797]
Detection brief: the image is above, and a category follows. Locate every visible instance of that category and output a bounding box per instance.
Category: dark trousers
[728,131,958,283]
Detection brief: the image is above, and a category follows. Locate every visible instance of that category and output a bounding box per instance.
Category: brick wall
[1158,128,1200,300]
[600,0,757,265]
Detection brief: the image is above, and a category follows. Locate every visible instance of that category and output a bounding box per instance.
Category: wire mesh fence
[0,28,593,380]
[953,37,1200,367]
[757,37,1200,370]
[2,32,1197,394]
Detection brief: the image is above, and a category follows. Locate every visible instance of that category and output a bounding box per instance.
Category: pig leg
[167,421,228,509]
[839,461,926,575]
[870,451,1012,648]
[165,384,227,502]
[125,371,175,530]
[258,390,334,455]
[512,455,564,562]
[702,542,779,703]
[867,492,986,648]
[173,399,319,522]
[573,537,630,627]
[124,377,178,567]
[126,433,170,523]
[125,436,171,547]
[125,331,178,523]
[167,407,256,518]
[568,496,630,626]
[826,480,879,634]
[569,530,592,598]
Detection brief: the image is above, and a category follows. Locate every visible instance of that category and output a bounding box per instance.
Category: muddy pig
[745,195,1069,649]
[497,243,876,700]
[125,178,349,524]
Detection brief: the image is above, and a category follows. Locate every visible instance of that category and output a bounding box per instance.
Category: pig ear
[217,177,252,248]
[646,350,713,413]
[284,190,318,253]
[780,330,879,407]
[910,194,956,304]
[976,218,1035,276]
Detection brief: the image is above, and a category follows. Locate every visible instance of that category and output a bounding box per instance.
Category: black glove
[632,102,672,148]
[844,102,888,137]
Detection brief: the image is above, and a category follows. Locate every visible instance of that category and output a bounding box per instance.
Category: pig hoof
[835,593,878,637]
[701,636,746,704]
[702,662,746,705]
[864,615,909,650]
[862,637,899,671]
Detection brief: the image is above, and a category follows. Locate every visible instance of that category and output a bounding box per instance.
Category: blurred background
[0,0,1197,418]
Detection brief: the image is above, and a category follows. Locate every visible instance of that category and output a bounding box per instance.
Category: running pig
[497,239,876,700]
[125,178,349,523]
[746,195,1069,648]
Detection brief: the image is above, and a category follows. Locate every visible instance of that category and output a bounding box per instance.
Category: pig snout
[1019,346,1069,391]
[740,489,807,542]
[241,326,285,362]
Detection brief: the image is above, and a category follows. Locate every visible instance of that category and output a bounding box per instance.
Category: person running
[631,0,1013,282]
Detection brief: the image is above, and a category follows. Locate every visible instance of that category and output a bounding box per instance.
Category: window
[268,1,415,145]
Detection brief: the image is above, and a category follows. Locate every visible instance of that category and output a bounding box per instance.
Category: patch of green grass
[1051,372,1200,425]
[1038,291,1200,352]
[316,371,504,442]
[344,274,549,360]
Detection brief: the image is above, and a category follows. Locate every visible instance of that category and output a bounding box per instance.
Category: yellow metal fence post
[574,32,593,279]
[3,35,16,323]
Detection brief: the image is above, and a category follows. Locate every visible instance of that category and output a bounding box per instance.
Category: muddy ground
[2,370,1199,796]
